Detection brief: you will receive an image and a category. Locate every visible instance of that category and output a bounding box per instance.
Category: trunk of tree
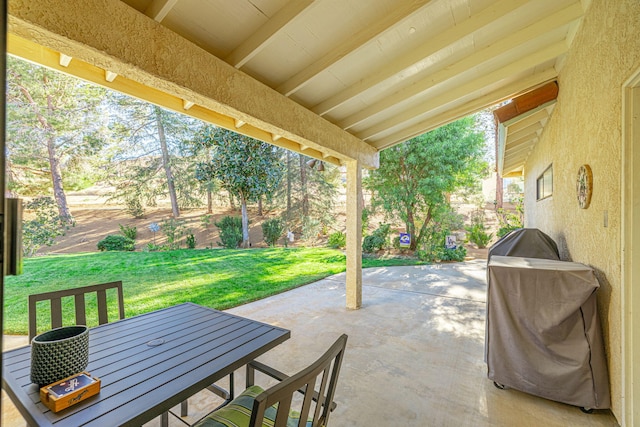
[258,196,263,216]
[406,207,417,251]
[20,86,73,223]
[207,187,213,213]
[299,155,309,217]
[415,206,434,251]
[286,151,292,221]
[229,193,236,210]
[155,106,180,217]
[46,136,72,222]
[240,194,250,248]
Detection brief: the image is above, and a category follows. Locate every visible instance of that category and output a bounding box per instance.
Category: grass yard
[4,247,425,335]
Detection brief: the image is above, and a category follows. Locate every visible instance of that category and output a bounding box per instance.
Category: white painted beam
[311,0,530,116]
[145,0,178,22]
[371,68,557,149]
[357,41,567,141]
[226,0,316,69]
[338,2,582,130]
[276,0,434,96]
[8,0,379,169]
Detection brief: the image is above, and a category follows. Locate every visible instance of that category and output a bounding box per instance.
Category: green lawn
[4,247,424,335]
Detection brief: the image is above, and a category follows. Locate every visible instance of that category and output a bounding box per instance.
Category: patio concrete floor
[3,260,619,426]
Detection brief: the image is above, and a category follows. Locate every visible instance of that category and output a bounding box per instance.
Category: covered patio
[3,261,618,426]
[3,0,640,425]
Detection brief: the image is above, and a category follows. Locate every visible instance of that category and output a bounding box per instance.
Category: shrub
[327,231,346,249]
[262,218,284,247]
[497,226,520,238]
[97,235,135,252]
[186,233,196,249]
[119,224,137,241]
[496,196,524,238]
[161,218,187,250]
[22,197,71,257]
[362,224,391,253]
[465,223,493,249]
[417,246,467,262]
[125,197,144,218]
[145,243,163,252]
[214,216,243,249]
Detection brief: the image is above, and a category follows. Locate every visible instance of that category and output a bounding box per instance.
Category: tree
[365,116,487,250]
[108,97,204,217]
[198,127,284,248]
[6,57,109,221]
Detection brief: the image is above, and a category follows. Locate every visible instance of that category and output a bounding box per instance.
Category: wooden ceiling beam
[505,106,553,133]
[371,67,557,149]
[494,81,559,123]
[145,0,178,22]
[357,40,567,141]
[311,0,529,116]
[276,0,434,96]
[338,2,581,130]
[8,0,377,168]
[226,0,316,69]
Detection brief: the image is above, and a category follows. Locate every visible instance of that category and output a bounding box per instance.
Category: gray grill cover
[486,256,610,409]
[488,228,560,262]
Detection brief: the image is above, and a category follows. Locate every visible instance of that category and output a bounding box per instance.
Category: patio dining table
[2,302,291,426]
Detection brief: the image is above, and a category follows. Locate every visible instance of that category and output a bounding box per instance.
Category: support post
[345,160,362,309]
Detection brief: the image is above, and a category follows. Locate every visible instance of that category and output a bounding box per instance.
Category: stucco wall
[523,0,640,421]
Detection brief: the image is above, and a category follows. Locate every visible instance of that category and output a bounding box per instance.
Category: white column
[345,160,362,309]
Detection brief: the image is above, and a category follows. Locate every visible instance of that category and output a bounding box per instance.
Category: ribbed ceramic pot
[30,325,89,387]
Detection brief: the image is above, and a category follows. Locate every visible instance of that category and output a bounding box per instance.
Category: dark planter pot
[30,325,89,387]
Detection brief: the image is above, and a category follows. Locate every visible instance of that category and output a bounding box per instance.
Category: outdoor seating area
[3,261,619,426]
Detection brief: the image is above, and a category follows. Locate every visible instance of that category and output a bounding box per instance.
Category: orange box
[40,372,100,413]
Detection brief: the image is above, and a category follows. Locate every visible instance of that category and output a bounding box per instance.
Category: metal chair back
[248,334,348,427]
[28,281,125,340]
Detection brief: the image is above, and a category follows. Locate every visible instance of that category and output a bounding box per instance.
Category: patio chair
[28,281,125,340]
[193,334,348,427]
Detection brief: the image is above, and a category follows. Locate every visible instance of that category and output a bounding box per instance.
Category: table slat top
[2,302,290,427]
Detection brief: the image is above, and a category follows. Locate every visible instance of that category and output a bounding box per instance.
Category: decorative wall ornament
[576,164,593,209]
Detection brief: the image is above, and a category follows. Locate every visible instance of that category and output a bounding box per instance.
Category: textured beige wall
[524,0,640,421]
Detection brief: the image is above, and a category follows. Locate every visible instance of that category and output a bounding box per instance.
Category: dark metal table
[2,302,290,426]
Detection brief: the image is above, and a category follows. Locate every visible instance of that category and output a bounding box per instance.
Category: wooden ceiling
[8,0,587,168]
[495,81,559,177]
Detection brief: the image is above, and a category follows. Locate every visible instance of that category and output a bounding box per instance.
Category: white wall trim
[621,67,640,427]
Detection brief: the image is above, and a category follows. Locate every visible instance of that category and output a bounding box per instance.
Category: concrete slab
[224,260,617,427]
[3,260,619,426]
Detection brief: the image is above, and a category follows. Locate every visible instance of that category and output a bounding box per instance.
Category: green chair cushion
[194,385,313,427]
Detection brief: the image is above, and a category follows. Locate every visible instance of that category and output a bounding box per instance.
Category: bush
[497,225,520,238]
[186,233,196,249]
[327,231,346,249]
[214,216,243,249]
[362,224,391,253]
[417,246,467,262]
[125,197,144,218]
[161,218,187,250]
[119,224,137,241]
[97,235,135,252]
[262,218,284,247]
[22,196,70,257]
[465,223,493,249]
